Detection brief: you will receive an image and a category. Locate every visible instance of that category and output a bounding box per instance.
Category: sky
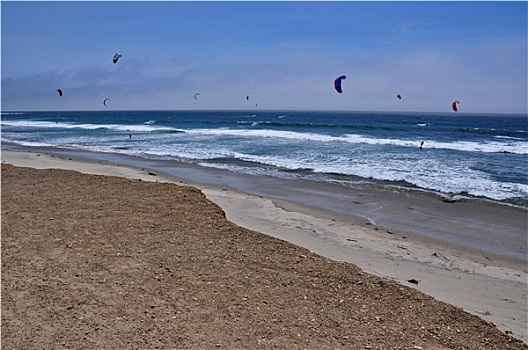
[1,1,527,113]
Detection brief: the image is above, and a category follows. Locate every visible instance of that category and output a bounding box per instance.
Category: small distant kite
[334,75,347,94]
[194,93,200,100]
[113,53,122,64]
[103,98,110,107]
[246,95,250,101]
[452,99,460,112]
[396,94,402,100]
[56,89,63,97]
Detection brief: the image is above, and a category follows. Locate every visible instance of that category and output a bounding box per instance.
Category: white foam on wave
[427,139,528,155]
[91,140,241,162]
[0,138,55,148]
[4,119,526,155]
[495,135,525,140]
[183,128,528,155]
[3,115,526,201]
[198,150,528,201]
[186,128,342,142]
[1,120,184,134]
[4,128,526,201]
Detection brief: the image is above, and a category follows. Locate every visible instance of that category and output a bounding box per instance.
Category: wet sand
[4,144,526,265]
[2,149,527,348]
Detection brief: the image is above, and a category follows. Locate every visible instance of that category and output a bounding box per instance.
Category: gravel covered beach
[2,162,526,349]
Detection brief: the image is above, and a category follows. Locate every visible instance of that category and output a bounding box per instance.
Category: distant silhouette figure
[419,141,424,149]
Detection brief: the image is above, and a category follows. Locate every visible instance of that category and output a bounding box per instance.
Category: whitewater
[2,110,527,206]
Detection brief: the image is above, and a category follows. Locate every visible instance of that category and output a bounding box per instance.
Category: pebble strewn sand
[2,164,526,349]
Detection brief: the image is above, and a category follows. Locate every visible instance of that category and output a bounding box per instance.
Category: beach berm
[2,163,526,349]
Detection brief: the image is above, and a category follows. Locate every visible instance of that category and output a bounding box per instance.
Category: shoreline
[3,143,527,266]
[1,148,527,342]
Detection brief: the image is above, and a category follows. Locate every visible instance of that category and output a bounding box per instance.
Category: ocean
[2,109,527,207]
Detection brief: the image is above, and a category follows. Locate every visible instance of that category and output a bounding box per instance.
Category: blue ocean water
[2,110,527,206]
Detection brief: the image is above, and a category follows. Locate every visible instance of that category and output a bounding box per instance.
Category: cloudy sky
[2,1,527,113]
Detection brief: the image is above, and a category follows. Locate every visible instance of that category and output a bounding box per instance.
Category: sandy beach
[1,149,527,349]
